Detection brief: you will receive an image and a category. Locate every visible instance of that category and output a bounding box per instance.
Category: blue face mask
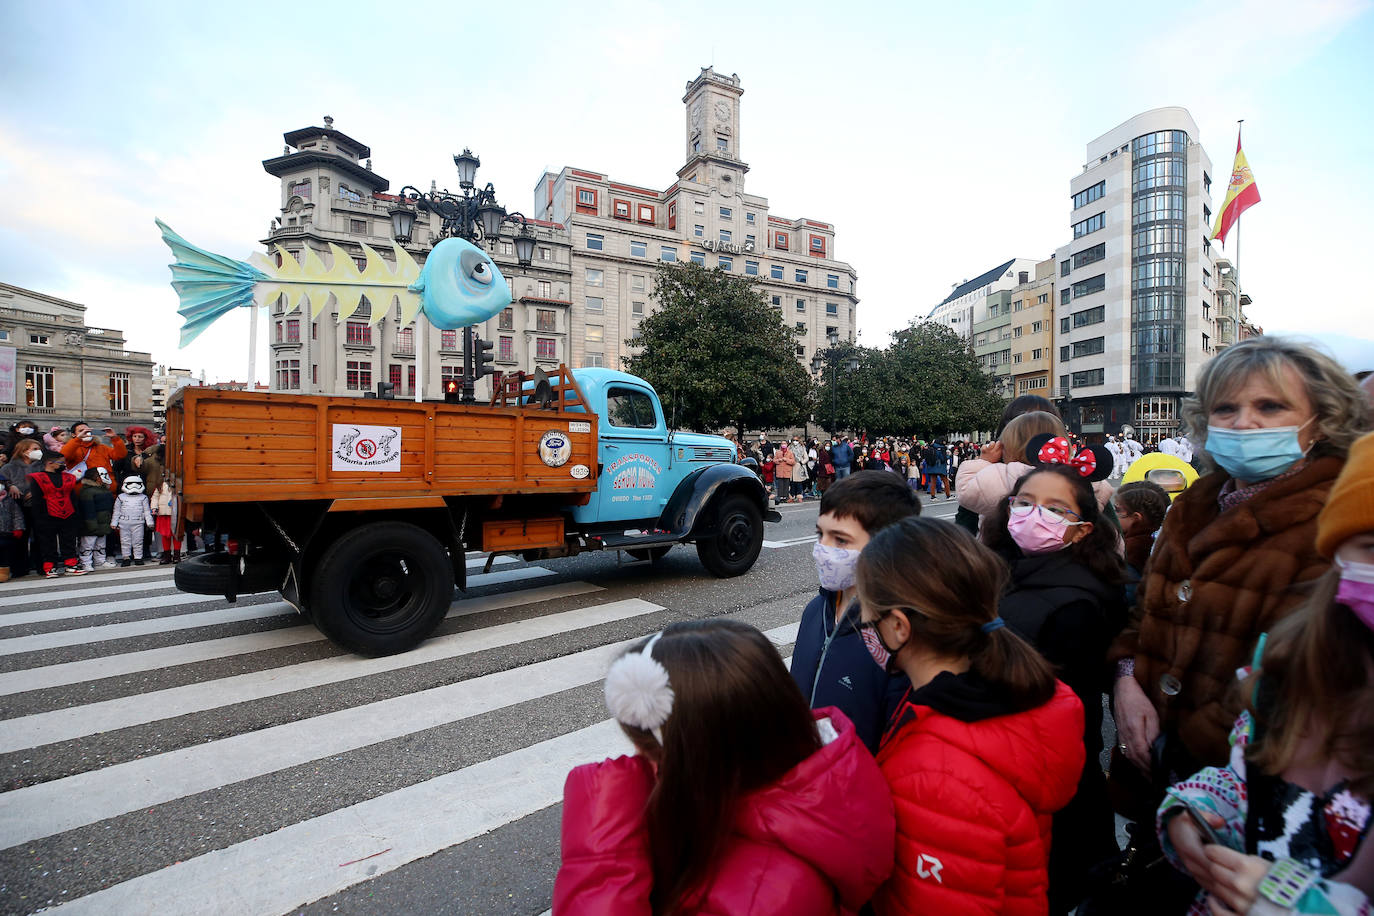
[1205,417,1314,482]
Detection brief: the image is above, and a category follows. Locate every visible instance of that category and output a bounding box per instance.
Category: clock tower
[681,67,747,176]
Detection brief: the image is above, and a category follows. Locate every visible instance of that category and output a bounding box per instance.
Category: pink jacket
[553,709,895,915]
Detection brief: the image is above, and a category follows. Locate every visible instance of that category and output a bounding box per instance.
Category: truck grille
[691,446,734,463]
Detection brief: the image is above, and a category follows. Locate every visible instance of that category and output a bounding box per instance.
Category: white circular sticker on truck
[539,430,572,467]
[570,464,590,479]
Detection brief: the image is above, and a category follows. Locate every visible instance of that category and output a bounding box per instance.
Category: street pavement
[0,492,962,916]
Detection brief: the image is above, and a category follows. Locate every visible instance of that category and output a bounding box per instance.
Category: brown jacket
[1110,456,1342,767]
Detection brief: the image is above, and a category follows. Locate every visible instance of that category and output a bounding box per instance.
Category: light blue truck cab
[557,368,779,576]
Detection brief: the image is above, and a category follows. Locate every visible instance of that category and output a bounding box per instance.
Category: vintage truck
[167,366,777,655]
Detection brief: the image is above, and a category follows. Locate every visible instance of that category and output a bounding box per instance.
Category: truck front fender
[660,464,779,538]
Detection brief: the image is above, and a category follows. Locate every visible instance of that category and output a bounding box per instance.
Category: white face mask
[17,427,34,435]
[27,449,42,461]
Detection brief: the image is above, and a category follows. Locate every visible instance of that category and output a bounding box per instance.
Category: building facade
[260,119,574,398]
[1054,108,1217,439]
[926,258,1038,343]
[260,70,858,396]
[532,68,859,370]
[151,366,200,427]
[0,283,155,429]
[1008,257,1057,398]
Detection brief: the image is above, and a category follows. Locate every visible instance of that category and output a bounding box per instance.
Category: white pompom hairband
[604,632,675,744]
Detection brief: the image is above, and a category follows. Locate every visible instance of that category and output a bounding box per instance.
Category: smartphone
[1183,803,1222,846]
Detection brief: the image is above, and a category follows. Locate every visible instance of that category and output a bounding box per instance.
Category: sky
[2,0,1372,382]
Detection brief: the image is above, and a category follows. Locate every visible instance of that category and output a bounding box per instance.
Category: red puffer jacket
[873,678,1084,916]
[553,708,895,915]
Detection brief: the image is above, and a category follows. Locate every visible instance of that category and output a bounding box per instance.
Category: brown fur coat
[1110,456,1343,767]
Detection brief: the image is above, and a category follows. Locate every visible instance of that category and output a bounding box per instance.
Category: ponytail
[858,518,1057,712]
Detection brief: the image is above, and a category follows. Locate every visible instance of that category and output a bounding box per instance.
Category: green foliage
[625,262,810,436]
[815,321,1002,437]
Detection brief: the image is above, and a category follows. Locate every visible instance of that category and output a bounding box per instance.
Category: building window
[1032,348,1044,360]
[536,337,556,359]
[1060,345,1071,362]
[576,187,597,214]
[694,201,705,215]
[1071,368,1105,387]
[499,241,513,256]
[498,307,514,330]
[1031,321,1043,333]
[537,280,552,298]
[716,136,728,151]
[797,299,806,312]
[1073,244,1107,270]
[630,240,647,258]
[586,297,603,313]
[690,251,706,265]
[746,211,756,223]
[1060,289,1072,306]
[1014,326,1023,338]
[1060,317,1071,334]
[718,256,733,271]
[1071,181,1106,209]
[795,269,808,283]
[827,273,839,289]
[1038,293,1049,304]
[1071,274,1106,299]
[745,260,759,276]
[631,301,645,315]
[536,309,557,332]
[668,201,677,230]
[1203,332,1211,352]
[1072,337,1105,358]
[771,295,782,306]
[1071,212,1105,239]
[585,233,604,251]
[274,361,300,391]
[1073,305,1106,328]
[1013,353,1023,364]
[346,360,372,391]
[104,371,130,410]
[441,329,459,350]
[539,246,552,261]
[1013,300,1024,312]
[283,319,299,342]
[774,232,789,250]
[388,363,403,393]
[796,321,806,332]
[612,199,631,220]
[631,274,646,291]
[825,302,838,316]
[719,207,732,219]
[638,204,655,223]
[1061,260,1071,277]
[660,246,677,262]
[395,326,414,355]
[770,264,783,280]
[584,352,605,368]
[586,325,603,344]
[745,234,755,248]
[809,235,825,255]
[585,268,604,287]
[29,334,49,346]
[694,224,704,238]
[499,336,513,361]
[349,219,368,235]
[312,364,318,384]
[346,321,372,345]
[719,229,732,243]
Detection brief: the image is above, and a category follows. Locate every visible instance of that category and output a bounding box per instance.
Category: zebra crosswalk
[0,555,800,915]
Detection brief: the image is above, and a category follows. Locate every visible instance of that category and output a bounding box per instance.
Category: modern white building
[1054,107,1217,439]
[926,258,1038,342]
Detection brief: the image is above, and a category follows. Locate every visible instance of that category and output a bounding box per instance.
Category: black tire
[309,522,454,656]
[626,546,671,562]
[173,552,285,595]
[695,494,763,578]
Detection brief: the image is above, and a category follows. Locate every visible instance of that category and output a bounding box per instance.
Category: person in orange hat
[1158,430,1374,916]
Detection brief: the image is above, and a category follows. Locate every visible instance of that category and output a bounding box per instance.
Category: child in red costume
[27,450,83,577]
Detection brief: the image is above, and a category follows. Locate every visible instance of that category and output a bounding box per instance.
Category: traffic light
[443,378,461,403]
[474,336,496,379]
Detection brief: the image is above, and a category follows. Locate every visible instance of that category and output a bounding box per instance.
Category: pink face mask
[1335,557,1374,631]
[1006,505,1084,555]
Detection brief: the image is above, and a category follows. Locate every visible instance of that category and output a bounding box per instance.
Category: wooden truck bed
[165,372,599,509]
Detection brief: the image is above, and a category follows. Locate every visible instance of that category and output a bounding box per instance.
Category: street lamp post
[388,149,538,402]
[810,332,860,437]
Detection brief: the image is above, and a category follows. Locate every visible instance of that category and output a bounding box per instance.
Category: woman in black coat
[982,451,1126,915]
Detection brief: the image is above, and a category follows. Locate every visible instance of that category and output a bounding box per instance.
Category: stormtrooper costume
[1122,433,1145,472]
[111,476,154,565]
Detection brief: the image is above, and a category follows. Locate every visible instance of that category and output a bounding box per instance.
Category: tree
[625,262,810,439]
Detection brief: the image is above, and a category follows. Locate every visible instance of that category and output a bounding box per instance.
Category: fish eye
[469,260,493,285]
[458,247,496,286]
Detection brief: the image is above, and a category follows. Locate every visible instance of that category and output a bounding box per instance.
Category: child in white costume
[111,476,154,567]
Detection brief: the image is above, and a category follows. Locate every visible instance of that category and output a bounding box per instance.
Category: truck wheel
[627,546,671,562]
[310,522,454,656]
[695,494,763,578]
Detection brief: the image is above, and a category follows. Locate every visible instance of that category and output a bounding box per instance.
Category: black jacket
[790,589,909,754]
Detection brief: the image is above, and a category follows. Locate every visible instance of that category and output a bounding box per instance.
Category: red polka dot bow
[1036,436,1097,477]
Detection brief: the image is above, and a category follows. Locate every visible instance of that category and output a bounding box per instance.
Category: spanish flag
[1212,130,1260,245]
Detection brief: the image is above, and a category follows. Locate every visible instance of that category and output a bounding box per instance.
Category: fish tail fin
[157,219,266,347]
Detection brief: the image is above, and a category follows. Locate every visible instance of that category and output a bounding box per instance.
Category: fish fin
[335,288,363,322]
[273,245,304,279]
[358,244,392,283]
[399,292,422,326]
[299,245,331,279]
[157,219,266,347]
[308,289,331,320]
[392,243,421,284]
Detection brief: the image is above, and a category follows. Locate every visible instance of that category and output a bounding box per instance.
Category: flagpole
[248,304,259,388]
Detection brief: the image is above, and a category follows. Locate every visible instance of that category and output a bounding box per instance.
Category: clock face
[714,100,730,121]
[690,101,703,128]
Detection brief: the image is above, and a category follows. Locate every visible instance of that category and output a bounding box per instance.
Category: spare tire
[174,552,286,596]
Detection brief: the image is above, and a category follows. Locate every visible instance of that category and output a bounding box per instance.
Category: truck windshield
[606,387,658,429]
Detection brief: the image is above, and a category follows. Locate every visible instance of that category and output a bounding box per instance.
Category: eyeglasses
[1007,495,1083,523]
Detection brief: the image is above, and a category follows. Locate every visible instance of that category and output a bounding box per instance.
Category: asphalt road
[0,490,963,916]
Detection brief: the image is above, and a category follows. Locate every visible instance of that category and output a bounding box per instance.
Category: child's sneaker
[120,558,132,568]
[133,558,145,566]
[104,561,119,568]
[44,569,60,579]
[69,567,88,576]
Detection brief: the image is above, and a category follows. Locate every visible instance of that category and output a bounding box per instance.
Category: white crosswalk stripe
[0,555,801,914]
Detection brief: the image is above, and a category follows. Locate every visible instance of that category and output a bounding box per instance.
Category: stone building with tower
[258,69,859,395]
[532,67,860,370]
